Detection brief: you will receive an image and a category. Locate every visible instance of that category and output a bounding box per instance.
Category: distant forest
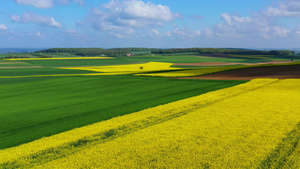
[36,48,295,57]
[151,48,295,56]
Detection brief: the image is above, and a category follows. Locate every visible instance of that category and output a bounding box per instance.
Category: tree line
[151,48,295,56]
[36,48,295,57]
[36,48,130,57]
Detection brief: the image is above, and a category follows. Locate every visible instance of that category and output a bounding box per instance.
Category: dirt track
[185,64,300,80]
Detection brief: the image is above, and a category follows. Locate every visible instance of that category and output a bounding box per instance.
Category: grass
[0,75,245,149]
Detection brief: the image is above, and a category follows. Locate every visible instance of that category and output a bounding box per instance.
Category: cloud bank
[265,0,300,17]
[85,0,181,37]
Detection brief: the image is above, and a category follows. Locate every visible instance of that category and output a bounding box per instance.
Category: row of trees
[36,48,131,57]
[151,48,233,54]
[36,48,295,57]
[36,48,160,57]
[151,48,295,56]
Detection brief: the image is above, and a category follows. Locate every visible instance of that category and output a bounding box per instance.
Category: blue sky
[0,0,300,49]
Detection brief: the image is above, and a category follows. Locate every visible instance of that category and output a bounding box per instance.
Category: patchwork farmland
[0,48,299,168]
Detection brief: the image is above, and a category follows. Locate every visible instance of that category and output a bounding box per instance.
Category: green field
[0,75,245,149]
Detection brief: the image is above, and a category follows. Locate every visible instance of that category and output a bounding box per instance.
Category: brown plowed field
[185,64,300,80]
[173,61,293,66]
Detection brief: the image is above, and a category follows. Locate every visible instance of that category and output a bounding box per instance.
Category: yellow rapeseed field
[3,57,113,61]
[1,79,300,168]
[61,62,181,75]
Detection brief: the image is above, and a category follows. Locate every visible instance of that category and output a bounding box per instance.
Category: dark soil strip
[186,64,300,80]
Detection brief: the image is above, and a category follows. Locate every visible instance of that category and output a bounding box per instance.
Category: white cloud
[85,0,180,37]
[273,26,290,37]
[26,31,45,38]
[102,0,179,24]
[0,24,8,31]
[164,31,172,37]
[202,28,213,38]
[296,26,300,35]
[110,32,126,38]
[57,0,68,5]
[215,13,271,38]
[73,0,84,5]
[11,13,62,28]
[188,14,203,19]
[265,0,300,17]
[194,30,201,36]
[66,29,76,34]
[57,0,84,5]
[221,13,233,26]
[213,9,298,41]
[10,15,21,22]
[172,28,203,38]
[151,29,160,35]
[157,27,212,39]
[14,0,53,8]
